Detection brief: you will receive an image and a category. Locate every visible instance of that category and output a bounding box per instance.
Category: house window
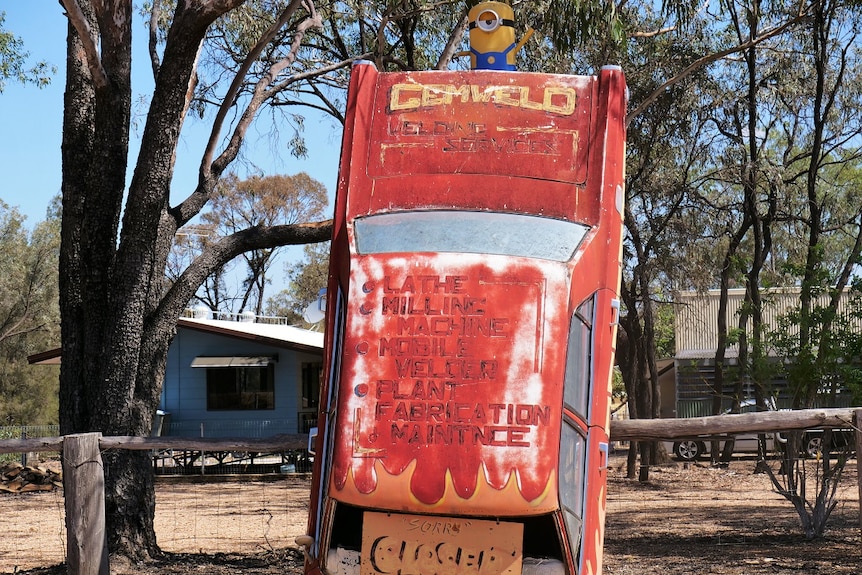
[206,365,275,410]
[302,362,322,409]
[192,356,277,411]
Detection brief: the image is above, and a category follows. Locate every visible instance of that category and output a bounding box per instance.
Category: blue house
[29,315,324,439]
[162,315,324,438]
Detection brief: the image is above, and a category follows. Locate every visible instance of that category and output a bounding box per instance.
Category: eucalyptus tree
[645,0,862,534]
[776,0,862,409]
[0,201,60,426]
[630,0,862,536]
[60,0,343,561]
[571,0,854,478]
[676,0,862,417]
[685,0,786,463]
[691,0,862,413]
[757,0,862,538]
[200,172,328,316]
[0,11,54,92]
[602,3,723,478]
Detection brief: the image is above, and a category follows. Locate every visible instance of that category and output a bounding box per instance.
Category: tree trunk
[58,1,195,560]
[103,450,158,558]
[616,291,640,480]
[54,0,360,562]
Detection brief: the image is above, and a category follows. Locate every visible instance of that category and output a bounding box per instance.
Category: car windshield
[725,399,777,414]
[354,210,590,262]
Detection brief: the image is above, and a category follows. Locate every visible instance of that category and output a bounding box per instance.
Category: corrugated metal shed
[675,287,860,359]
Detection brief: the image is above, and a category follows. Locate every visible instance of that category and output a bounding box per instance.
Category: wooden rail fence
[0,411,859,575]
[0,433,307,575]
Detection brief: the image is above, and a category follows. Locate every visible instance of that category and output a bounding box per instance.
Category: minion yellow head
[467,2,518,70]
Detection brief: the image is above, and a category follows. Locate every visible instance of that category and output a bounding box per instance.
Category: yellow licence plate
[361,512,523,575]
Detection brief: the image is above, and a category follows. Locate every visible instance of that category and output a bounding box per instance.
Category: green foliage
[653,300,676,358]
[766,289,862,408]
[726,326,745,348]
[538,0,706,57]
[0,427,20,465]
[181,172,329,316]
[0,12,54,92]
[267,242,330,326]
[205,172,329,230]
[0,201,60,425]
[0,359,59,425]
[543,0,625,53]
[611,367,626,402]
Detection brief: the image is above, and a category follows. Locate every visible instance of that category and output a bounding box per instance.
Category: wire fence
[0,425,60,466]
[0,432,315,571]
[0,471,312,571]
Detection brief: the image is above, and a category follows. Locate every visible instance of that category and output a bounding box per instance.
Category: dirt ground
[2,454,860,574]
[603,455,861,574]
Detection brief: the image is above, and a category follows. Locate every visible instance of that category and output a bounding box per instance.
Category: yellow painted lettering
[389,83,577,115]
[544,87,577,115]
[494,87,520,107]
[519,87,544,110]
[453,84,471,103]
[470,85,496,103]
[421,85,453,107]
[390,84,422,111]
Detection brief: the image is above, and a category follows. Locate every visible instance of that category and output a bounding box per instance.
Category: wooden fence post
[63,433,109,575]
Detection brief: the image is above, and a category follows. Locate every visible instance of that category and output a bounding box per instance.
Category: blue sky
[0,4,342,230]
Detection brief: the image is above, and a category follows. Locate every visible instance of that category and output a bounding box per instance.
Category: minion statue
[466,1,533,70]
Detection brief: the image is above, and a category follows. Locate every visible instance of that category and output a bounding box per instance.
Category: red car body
[300,62,627,575]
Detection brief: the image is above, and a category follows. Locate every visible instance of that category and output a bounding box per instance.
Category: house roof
[28,317,324,365]
[177,317,324,352]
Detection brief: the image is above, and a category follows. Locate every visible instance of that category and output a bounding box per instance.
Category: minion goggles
[469,8,515,32]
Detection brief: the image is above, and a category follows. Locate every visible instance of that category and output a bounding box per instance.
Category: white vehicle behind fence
[664,400,854,461]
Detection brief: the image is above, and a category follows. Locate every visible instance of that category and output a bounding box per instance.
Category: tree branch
[200,0,307,176]
[627,14,809,124]
[172,0,325,227]
[147,0,161,79]
[60,0,109,90]
[154,219,333,328]
[210,0,324,176]
[436,13,468,70]
[269,53,368,90]
[629,26,676,39]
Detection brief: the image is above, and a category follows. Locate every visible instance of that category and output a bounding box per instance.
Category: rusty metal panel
[331,255,569,516]
[347,69,599,224]
[369,71,592,183]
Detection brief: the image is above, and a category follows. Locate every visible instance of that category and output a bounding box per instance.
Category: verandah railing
[1,422,313,473]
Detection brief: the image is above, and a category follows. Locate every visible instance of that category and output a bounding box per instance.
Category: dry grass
[3,455,861,574]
